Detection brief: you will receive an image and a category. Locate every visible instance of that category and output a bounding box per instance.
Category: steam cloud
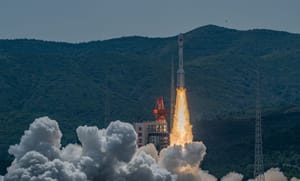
[1,117,299,181]
[221,172,243,181]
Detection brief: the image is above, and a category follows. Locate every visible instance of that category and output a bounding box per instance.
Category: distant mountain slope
[0,25,300,177]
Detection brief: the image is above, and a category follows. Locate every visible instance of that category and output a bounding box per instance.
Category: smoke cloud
[1,117,175,181]
[199,170,217,181]
[158,142,207,181]
[291,177,300,181]
[262,168,288,181]
[221,172,243,181]
[247,168,300,181]
[1,117,299,181]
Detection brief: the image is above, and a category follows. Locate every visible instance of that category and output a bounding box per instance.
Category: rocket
[177,33,185,88]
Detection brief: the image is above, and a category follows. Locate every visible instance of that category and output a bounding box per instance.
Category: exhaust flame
[170,88,193,146]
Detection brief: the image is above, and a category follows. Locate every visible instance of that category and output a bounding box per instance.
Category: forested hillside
[0,25,299,178]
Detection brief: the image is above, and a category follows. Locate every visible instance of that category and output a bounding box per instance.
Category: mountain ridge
[2,24,300,43]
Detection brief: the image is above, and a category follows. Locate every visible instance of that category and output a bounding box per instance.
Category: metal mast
[104,71,110,127]
[254,70,265,181]
[170,56,175,131]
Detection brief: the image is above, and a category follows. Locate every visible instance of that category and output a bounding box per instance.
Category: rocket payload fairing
[177,33,185,88]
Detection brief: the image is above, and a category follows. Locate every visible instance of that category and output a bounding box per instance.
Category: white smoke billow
[291,178,300,181]
[1,117,175,181]
[221,172,243,181]
[0,117,299,181]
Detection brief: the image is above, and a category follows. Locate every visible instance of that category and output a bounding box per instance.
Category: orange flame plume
[170,88,193,146]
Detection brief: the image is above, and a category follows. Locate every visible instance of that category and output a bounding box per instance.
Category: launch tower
[134,97,169,151]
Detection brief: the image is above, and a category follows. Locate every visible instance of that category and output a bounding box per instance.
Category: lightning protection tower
[104,71,110,127]
[170,56,175,131]
[254,70,265,181]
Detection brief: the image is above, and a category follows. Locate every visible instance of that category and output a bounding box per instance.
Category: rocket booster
[177,33,185,88]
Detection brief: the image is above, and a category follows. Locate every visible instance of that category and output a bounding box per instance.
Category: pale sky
[0,0,299,42]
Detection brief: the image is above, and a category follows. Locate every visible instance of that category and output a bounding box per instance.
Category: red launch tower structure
[134,97,170,151]
[152,97,169,122]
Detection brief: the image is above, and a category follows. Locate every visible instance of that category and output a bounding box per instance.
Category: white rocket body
[177,33,185,88]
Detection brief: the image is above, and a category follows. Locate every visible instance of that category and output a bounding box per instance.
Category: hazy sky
[0,0,299,42]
